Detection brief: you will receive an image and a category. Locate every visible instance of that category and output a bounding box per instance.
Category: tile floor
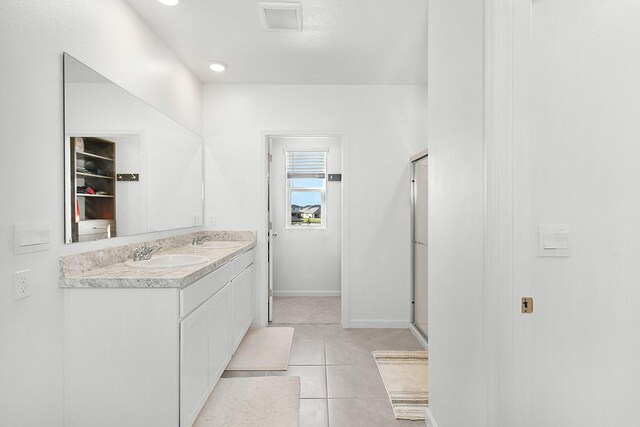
[222,324,426,427]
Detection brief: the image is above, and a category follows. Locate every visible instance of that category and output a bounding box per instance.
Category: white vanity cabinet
[229,250,257,352]
[243,264,256,331]
[64,248,255,427]
[180,283,231,427]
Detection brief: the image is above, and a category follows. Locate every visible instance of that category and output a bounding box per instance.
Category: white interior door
[511,2,640,425]
[268,136,341,301]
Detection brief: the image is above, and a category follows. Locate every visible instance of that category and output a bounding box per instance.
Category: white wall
[427,0,486,425]
[203,84,427,327]
[513,1,640,425]
[0,2,202,426]
[113,135,147,236]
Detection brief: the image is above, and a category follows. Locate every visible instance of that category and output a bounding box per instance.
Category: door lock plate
[521,297,534,314]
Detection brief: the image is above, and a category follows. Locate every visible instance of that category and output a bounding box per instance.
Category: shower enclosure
[411,151,428,339]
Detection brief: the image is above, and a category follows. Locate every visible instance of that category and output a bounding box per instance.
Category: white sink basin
[126,254,210,269]
[192,241,244,249]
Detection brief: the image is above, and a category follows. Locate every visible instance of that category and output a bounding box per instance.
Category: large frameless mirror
[63,53,203,243]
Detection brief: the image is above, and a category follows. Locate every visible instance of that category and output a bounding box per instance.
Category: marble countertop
[59,232,256,289]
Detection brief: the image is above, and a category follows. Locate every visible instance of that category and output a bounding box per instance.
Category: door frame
[410,149,428,345]
[483,0,518,426]
[260,131,350,326]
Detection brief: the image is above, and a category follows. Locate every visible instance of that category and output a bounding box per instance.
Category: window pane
[290,191,322,225]
[290,177,325,189]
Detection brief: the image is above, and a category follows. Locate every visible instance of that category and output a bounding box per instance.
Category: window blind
[286,151,327,179]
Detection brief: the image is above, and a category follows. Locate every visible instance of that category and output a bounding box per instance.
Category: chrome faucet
[192,235,211,246]
[132,244,162,261]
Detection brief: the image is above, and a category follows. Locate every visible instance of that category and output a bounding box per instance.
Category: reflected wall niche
[63,53,203,244]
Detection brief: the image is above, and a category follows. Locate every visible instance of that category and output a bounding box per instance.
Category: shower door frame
[410,149,428,343]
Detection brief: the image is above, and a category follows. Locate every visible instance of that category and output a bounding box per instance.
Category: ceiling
[124,0,428,85]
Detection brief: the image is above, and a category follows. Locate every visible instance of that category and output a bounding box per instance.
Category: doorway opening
[266,134,343,325]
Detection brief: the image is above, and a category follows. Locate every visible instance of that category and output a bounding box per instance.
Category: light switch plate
[539,225,570,257]
[13,223,51,254]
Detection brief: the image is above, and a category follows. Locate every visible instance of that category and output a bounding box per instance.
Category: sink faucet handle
[132,245,146,261]
[147,244,162,256]
[132,243,162,261]
[192,235,210,245]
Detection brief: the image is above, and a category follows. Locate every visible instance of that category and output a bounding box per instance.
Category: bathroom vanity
[60,232,257,427]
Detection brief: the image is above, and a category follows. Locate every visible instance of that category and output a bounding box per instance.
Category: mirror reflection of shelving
[69,136,117,242]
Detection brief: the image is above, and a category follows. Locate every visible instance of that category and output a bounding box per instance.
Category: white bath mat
[193,376,300,427]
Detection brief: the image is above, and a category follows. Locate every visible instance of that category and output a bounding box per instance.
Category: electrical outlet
[207,214,216,227]
[193,214,202,226]
[13,270,31,301]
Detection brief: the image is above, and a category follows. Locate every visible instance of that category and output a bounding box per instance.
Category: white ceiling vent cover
[259,2,303,32]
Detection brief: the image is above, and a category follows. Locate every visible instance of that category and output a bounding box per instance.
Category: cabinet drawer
[232,250,255,277]
[78,219,115,236]
[180,262,233,317]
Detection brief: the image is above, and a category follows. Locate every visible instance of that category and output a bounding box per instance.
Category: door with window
[268,136,341,316]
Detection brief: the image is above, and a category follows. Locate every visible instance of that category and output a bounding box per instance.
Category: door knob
[272,232,278,237]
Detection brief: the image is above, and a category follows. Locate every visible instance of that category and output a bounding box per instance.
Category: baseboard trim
[409,323,428,350]
[273,291,341,297]
[426,408,438,427]
[342,319,410,329]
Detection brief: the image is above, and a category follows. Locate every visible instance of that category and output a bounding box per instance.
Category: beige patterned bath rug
[372,350,428,420]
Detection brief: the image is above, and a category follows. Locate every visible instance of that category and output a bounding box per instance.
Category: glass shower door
[412,155,428,338]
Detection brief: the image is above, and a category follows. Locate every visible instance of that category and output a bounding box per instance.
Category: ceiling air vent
[259,2,303,32]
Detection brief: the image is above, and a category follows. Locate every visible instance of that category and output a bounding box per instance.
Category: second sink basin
[192,241,244,249]
[126,254,211,269]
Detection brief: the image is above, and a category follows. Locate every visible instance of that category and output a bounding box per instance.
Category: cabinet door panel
[243,264,256,329]
[210,284,231,382]
[180,300,212,427]
[230,273,245,352]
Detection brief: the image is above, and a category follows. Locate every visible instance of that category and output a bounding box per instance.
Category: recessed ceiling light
[158,0,180,6]
[209,62,228,72]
